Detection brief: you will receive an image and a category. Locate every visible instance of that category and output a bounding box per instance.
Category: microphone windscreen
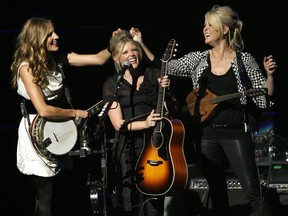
[122,61,131,68]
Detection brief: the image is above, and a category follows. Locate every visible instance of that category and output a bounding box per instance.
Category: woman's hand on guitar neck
[158,75,170,88]
[145,110,161,128]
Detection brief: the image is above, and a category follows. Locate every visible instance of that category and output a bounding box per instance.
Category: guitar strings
[186,88,265,108]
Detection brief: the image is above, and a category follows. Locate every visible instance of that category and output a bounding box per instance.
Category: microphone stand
[93,75,124,216]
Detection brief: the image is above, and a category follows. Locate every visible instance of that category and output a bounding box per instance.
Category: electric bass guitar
[135,39,188,196]
[29,100,104,161]
[182,87,267,124]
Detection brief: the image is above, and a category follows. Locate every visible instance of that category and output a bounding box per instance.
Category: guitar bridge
[147,160,163,166]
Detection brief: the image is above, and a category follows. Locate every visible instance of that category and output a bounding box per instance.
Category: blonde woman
[102,31,170,215]
[164,5,277,216]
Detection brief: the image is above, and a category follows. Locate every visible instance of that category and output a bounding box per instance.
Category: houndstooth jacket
[167,50,272,109]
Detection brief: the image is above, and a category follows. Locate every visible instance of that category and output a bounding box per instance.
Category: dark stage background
[1,0,288,215]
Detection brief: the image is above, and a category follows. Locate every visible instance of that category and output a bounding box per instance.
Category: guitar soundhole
[152,132,163,148]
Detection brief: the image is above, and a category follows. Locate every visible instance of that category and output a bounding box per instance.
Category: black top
[201,58,246,138]
[103,67,160,123]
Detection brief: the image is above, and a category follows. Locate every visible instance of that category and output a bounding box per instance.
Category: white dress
[16,62,63,177]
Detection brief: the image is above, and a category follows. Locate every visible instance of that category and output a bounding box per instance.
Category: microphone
[117,61,131,85]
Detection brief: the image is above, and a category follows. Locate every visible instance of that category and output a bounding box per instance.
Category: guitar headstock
[162,39,177,62]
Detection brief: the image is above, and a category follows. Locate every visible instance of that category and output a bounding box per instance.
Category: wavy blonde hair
[109,30,143,72]
[11,17,56,89]
[205,5,244,51]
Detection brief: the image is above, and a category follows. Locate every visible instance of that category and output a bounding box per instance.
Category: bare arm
[67,48,111,66]
[67,28,125,67]
[20,65,88,120]
[130,27,155,61]
[108,102,160,132]
[108,75,170,131]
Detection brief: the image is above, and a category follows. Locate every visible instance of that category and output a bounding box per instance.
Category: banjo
[29,100,104,161]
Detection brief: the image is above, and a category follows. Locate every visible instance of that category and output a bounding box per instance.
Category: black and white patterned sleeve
[244,52,273,109]
[166,51,202,78]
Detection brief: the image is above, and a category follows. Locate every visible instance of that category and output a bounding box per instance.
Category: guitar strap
[20,97,31,126]
[236,52,254,130]
[57,63,74,109]
[236,52,252,90]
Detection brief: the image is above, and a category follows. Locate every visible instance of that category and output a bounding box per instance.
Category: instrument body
[30,116,77,161]
[184,87,267,124]
[135,117,187,196]
[135,39,188,196]
[29,100,103,161]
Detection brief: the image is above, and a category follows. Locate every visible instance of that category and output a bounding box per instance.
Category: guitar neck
[211,92,242,103]
[156,60,168,111]
[211,88,266,104]
[87,100,104,116]
[154,61,167,131]
[154,39,176,132]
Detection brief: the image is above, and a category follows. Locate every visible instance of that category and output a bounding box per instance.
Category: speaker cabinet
[268,162,288,193]
[163,164,251,216]
[164,181,250,216]
[164,162,288,216]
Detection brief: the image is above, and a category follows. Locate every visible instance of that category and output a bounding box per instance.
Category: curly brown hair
[11,17,56,89]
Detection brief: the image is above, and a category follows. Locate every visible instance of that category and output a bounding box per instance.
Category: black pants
[200,134,262,216]
[31,175,53,216]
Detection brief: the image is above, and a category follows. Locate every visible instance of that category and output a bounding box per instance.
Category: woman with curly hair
[10,17,111,216]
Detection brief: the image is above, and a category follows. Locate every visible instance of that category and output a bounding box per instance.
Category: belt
[208,123,248,129]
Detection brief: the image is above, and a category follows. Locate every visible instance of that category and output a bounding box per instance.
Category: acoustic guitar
[183,87,267,124]
[135,39,188,196]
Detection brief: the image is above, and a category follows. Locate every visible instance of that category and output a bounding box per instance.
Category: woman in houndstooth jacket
[164,5,277,216]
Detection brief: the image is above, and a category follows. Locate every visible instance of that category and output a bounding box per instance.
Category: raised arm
[263,55,277,96]
[130,27,155,62]
[67,48,111,66]
[67,28,125,67]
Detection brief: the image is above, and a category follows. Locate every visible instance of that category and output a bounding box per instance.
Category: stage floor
[1,126,288,216]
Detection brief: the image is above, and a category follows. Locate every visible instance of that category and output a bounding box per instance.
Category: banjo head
[43,119,78,155]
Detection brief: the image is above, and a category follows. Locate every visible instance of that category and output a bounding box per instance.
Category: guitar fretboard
[210,88,267,104]
[155,39,176,132]
[87,100,104,117]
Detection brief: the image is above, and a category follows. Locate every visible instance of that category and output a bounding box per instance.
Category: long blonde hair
[11,17,56,89]
[205,5,244,51]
